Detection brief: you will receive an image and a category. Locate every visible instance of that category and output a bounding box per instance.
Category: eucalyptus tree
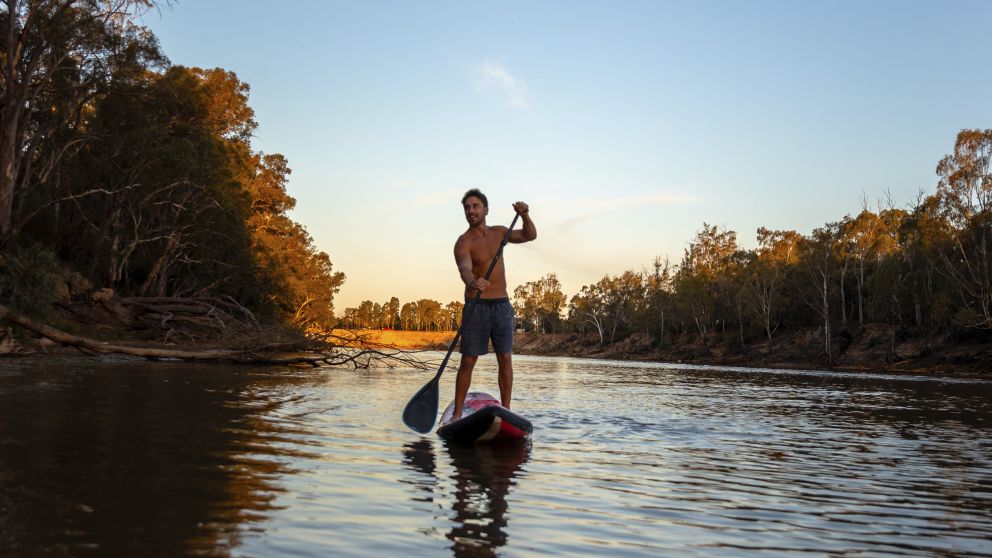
[444,300,462,330]
[400,301,416,330]
[748,227,800,344]
[796,224,842,364]
[863,207,908,331]
[640,256,673,344]
[383,297,400,329]
[568,271,645,344]
[415,298,442,331]
[512,273,566,333]
[674,223,738,338]
[568,284,605,344]
[0,0,159,243]
[843,210,885,326]
[61,66,250,293]
[935,129,992,328]
[900,192,954,336]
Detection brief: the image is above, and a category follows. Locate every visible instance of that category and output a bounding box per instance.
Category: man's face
[463,196,488,226]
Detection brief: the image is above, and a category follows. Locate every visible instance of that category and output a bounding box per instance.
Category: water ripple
[2,355,992,556]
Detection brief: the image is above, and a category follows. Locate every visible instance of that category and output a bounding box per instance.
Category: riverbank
[337,326,992,378]
[4,312,989,377]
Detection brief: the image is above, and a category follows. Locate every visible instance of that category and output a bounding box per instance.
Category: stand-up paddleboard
[437,392,532,444]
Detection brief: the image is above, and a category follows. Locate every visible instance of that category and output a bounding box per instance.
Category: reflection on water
[2,353,992,556]
[0,357,318,556]
[403,439,529,557]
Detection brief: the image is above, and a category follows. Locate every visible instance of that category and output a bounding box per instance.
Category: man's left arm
[509,201,537,243]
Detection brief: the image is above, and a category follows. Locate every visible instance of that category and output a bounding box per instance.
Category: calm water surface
[1,353,991,557]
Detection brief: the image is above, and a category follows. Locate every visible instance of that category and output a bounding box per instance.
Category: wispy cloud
[511,191,695,278]
[476,59,530,109]
[561,193,695,228]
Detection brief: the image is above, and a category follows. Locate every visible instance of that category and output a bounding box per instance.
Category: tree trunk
[822,270,832,364]
[737,298,745,350]
[839,261,847,326]
[658,309,665,347]
[0,122,18,241]
[857,259,865,325]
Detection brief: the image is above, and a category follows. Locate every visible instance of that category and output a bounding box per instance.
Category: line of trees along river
[340,298,466,332]
[346,129,992,365]
[3,3,990,364]
[0,1,345,329]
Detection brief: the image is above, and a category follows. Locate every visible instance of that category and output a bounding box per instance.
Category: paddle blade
[402,378,440,434]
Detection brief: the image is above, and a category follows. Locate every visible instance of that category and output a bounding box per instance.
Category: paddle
[402,212,522,434]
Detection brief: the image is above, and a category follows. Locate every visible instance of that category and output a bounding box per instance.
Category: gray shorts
[459,297,515,356]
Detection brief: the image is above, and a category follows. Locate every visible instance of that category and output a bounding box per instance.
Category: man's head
[462,188,488,226]
[461,188,488,208]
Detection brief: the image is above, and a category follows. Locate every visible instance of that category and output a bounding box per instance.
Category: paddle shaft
[431,213,521,382]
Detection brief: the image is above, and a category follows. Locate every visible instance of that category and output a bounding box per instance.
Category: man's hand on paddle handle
[510,201,537,243]
[469,277,491,292]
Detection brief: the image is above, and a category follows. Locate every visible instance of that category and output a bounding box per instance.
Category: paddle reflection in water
[402,439,530,557]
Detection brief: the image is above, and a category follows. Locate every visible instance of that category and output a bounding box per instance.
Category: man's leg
[490,300,516,409]
[452,354,478,421]
[495,352,513,409]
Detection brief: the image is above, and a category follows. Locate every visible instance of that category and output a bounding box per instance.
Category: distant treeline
[341,298,465,332]
[0,2,344,327]
[528,130,992,363]
[348,130,992,363]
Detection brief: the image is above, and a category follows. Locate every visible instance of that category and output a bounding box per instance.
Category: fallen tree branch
[0,304,429,368]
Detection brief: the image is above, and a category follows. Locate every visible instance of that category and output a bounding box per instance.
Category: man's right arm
[454,237,489,293]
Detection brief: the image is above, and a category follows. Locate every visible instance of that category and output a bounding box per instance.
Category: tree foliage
[513,273,566,333]
[554,130,992,360]
[343,297,464,332]
[1,4,345,329]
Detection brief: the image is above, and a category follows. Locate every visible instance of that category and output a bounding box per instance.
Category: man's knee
[495,352,512,366]
[459,355,479,370]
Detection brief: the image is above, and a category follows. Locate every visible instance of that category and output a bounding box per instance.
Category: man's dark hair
[461,188,488,208]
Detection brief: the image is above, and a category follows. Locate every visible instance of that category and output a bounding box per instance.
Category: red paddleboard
[437,392,532,444]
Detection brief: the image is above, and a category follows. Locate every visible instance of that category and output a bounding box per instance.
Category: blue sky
[144,1,992,311]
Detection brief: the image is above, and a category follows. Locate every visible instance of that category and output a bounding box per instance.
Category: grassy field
[330,329,455,350]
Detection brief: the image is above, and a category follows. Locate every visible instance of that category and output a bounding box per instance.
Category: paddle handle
[432,212,521,380]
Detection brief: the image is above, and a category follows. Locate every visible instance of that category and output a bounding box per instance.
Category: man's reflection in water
[402,438,530,557]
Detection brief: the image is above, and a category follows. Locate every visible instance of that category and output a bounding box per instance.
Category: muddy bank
[6,311,990,378]
[513,325,992,378]
[320,326,992,378]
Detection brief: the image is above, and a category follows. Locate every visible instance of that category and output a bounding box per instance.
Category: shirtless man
[451,188,537,421]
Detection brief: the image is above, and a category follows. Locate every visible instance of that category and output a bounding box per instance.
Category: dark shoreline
[4,326,989,380]
[510,329,992,380]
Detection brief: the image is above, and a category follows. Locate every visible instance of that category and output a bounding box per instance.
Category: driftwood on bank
[0,303,429,368]
[56,290,263,343]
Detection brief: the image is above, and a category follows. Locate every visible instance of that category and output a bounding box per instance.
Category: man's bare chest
[467,236,502,267]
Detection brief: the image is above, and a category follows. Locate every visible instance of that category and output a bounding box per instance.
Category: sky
[143,1,992,312]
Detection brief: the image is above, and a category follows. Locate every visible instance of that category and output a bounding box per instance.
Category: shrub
[0,245,63,319]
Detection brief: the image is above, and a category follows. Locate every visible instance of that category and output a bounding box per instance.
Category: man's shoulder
[457,226,496,243]
[454,229,476,250]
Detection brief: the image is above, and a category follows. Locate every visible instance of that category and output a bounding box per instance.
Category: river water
[1,353,991,557]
